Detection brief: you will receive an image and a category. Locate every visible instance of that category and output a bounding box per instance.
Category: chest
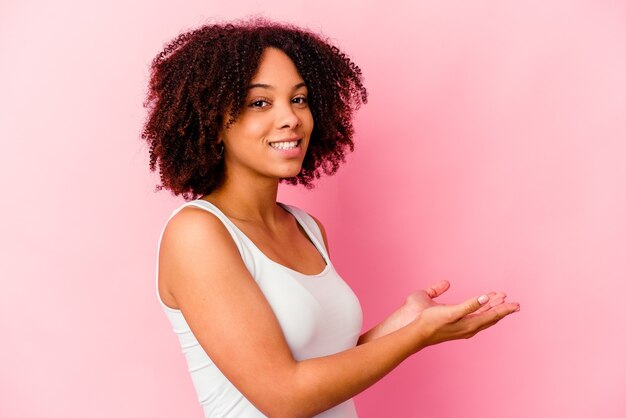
[254,267,363,360]
[230,219,327,276]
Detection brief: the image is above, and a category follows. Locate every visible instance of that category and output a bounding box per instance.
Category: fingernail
[478,295,489,304]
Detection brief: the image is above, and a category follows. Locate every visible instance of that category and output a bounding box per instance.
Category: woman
[142,18,520,418]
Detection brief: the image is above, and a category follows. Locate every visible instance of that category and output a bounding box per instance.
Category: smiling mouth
[269,139,301,150]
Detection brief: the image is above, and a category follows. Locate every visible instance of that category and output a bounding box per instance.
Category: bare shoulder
[161,205,231,248]
[308,213,330,256]
[158,205,242,309]
[160,205,237,263]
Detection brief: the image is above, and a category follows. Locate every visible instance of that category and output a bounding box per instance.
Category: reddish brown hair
[141,17,367,200]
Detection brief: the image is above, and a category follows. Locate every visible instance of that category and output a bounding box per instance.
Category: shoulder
[159,205,242,301]
[307,212,330,256]
[162,205,232,249]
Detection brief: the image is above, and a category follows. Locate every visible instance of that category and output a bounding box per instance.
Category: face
[218,47,314,182]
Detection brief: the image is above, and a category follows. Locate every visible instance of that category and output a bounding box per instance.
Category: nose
[276,101,301,129]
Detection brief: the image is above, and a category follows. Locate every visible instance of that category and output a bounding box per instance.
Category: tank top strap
[278,203,330,261]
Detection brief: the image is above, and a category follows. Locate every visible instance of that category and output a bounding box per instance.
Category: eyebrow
[248,82,307,90]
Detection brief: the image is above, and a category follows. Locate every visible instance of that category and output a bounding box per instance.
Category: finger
[490,294,506,307]
[425,280,451,299]
[487,293,507,307]
[474,292,498,314]
[449,294,490,321]
[474,291,509,314]
[466,295,514,321]
[471,302,520,333]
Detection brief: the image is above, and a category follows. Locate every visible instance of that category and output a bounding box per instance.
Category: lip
[269,137,301,144]
[268,138,303,158]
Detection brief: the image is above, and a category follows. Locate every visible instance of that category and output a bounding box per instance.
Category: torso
[159,198,327,309]
[156,199,363,418]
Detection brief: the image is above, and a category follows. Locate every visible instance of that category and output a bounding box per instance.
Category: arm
[308,215,510,345]
[160,208,519,418]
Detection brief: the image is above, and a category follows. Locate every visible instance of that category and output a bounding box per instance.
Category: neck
[201,170,284,226]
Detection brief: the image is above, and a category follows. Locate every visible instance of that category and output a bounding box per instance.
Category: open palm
[358,280,511,344]
[402,280,507,326]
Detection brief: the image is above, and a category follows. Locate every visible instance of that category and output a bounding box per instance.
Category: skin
[158,47,521,418]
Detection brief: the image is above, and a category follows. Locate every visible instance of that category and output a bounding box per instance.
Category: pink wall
[2,1,625,417]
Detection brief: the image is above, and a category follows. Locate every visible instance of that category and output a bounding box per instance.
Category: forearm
[277,293,504,416]
[279,321,424,418]
[358,304,412,345]
[247,292,511,418]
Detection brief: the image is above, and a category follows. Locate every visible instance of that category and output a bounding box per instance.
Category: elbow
[247,364,322,418]
[257,398,312,418]
[253,382,318,418]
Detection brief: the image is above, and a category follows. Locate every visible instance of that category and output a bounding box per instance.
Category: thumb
[450,294,489,321]
[425,280,451,299]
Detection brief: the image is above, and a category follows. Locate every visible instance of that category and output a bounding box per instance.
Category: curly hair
[141,17,368,201]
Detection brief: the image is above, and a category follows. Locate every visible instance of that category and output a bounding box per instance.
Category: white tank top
[155,199,363,417]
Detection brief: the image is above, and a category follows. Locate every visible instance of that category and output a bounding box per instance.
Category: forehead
[249,47,305,85]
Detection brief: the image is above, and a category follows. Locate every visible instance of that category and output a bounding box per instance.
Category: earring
[218,142,224,159]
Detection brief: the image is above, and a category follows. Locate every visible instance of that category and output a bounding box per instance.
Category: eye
[292,96,308,105]
[249,99,270,108]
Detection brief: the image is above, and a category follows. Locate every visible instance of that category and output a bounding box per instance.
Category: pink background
[2,1,625,417]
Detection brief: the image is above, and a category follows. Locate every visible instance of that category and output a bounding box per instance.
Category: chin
[276,168,302,179]
[278,172,301,180]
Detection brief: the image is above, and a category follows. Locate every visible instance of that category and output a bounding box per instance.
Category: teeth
[270,140,299,149]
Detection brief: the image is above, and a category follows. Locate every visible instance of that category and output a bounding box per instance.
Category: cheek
[301,110,314,133]
[240,116,273,138]
[222,125,265,151]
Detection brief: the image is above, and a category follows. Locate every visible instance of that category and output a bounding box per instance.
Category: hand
[409,285,520,351]
[402,280,509,326]
[357,280,515,345]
